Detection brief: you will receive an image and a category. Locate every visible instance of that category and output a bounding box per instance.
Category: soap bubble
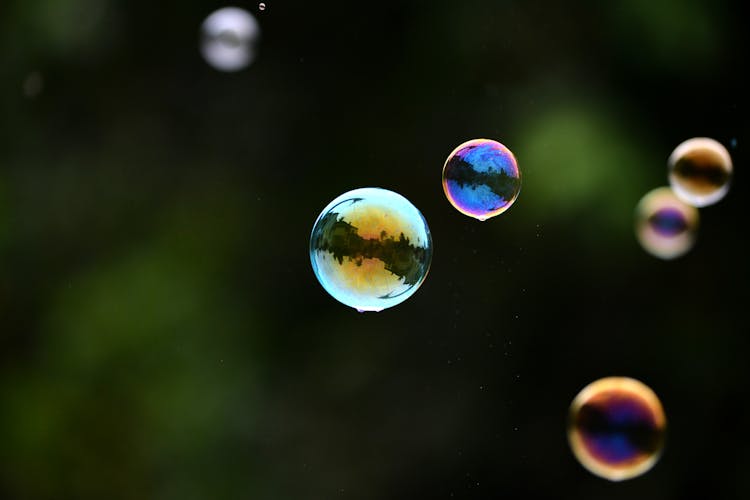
[310,188,433,312]
[200,7,260,72]
[442,139,521,221]
[568,376,666,482]
[635,187,698,260]
[668,137,732,207]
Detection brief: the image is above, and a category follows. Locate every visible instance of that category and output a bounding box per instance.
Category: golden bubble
[568,377,666,481]
[310,188,432,312]
[668,137,732,207]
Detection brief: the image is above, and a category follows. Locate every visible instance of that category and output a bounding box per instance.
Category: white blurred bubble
[635,187,698,260]
[200,7,260,72]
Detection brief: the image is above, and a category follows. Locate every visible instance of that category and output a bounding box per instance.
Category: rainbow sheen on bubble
[635,187,698,260]
[568,377,666,482]
[442,139,521,220]
[310,188,432,312]
[668,137,733,207]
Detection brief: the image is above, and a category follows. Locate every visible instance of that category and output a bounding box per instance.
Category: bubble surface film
[310,188,432,312]
[200,7,260,72]
[635,187,698,260]
[568,377,666,482]
[668,137,732,207]
[442,139,521,220]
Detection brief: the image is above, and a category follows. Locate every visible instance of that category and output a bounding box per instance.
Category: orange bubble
[668,137,732,207]
[568,377,666,481]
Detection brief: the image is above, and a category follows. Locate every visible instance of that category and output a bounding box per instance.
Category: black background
[1,1,748,498]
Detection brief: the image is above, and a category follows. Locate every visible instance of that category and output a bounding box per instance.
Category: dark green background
[1,0,748,498]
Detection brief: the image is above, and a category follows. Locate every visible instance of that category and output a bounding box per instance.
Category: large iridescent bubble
[442,139,521,221]
[568,377,667,482]
[310,188,433,312]
[668,137,732,207]
[635,187,699,260]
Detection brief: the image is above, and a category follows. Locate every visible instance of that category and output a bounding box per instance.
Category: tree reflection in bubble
[310,188,432,312]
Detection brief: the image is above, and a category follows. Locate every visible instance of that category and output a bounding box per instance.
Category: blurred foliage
[2,185,266,499]
[13,0,116,55]
[605,0,727,71]
[1,0,748,499]
[517,100,650,231]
